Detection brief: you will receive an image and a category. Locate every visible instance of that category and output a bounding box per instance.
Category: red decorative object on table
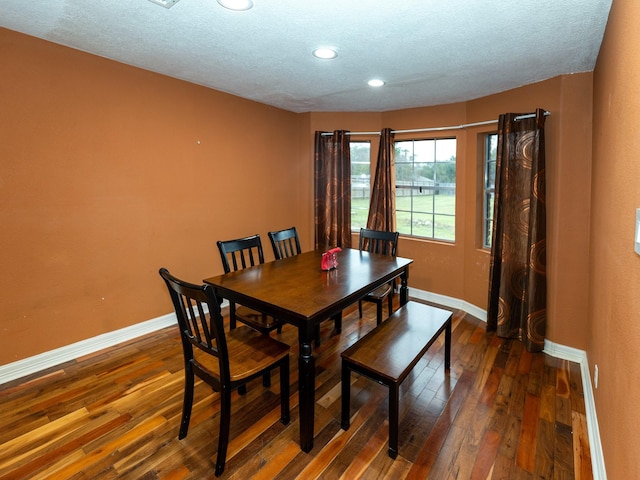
[321,247,342,270]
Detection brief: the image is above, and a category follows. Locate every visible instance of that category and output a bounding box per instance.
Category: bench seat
[341,301,452,458]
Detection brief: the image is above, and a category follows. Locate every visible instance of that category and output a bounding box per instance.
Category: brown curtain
[366,128,396,232]
[487,109,547,352]
[314,130,352,250]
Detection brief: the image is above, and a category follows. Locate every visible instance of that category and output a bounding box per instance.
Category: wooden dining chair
[268,226,302,260]
[158,268,290,477]
[217,234,284,335]
[358,228,400,325]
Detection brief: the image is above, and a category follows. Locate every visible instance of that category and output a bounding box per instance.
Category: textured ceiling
[1,0,612,113]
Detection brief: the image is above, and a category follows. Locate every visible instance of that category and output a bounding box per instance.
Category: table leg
[298,334,315,452]
[399,268,409,306]
[444,316,452,370]
[333,311,342,333]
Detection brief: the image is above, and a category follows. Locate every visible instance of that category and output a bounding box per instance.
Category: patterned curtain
[366,128,396,232]
[487,108,547,352]
[314,130,352,249]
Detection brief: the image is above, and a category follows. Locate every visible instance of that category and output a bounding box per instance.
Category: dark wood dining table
[203,247,413,452]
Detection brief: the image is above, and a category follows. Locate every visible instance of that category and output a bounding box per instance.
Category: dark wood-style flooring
[0,301,592,479]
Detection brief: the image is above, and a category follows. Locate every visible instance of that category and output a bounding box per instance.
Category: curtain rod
[320,110,551,136]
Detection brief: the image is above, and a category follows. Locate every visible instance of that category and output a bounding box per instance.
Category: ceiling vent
[148,0,181,8]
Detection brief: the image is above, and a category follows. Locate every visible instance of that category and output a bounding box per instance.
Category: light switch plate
[635,209,640,255]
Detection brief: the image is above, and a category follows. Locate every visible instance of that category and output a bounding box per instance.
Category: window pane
[415,161,434,183]
[413,139,435,162]
[434,187,456,214]
[483,134,498,248]
[484,218,493,246]
[433,214,455,241]
[396,209,413,236]
[350,141,371,230]
[394,137,456,241]
[436,138,457,162]
[409,212,434,238]
[396,194,413,213]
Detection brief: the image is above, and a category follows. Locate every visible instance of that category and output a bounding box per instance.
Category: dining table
[203,247,413,452]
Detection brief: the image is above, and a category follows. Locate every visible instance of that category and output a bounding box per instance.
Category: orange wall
[591,0,640,477]
[0,28,305,364]
[2,26,595,376]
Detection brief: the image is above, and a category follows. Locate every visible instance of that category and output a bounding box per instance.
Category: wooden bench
[341,301,452,458]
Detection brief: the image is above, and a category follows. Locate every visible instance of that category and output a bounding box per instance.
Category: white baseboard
[408,287,488,321]
[0,313,178,385]
[543,340,607,480]
[0,290,605,478]
[0,299,232,386]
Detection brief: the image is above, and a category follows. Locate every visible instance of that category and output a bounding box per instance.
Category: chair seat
[235,305,283,331]
[195,327,289,382]
[365,283,393,301]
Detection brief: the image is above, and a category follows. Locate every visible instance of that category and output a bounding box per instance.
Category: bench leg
[389,384,400,458]
[341,363,351,430]
[388,383,399,458]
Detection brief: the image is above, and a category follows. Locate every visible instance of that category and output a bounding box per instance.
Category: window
[483,133,498,248]
[395,138,457,241]
[350,141,371,230]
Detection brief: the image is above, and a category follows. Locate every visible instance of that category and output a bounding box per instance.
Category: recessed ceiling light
[217,0,253,11]
[313,48,338,59]
[368,79,385,87]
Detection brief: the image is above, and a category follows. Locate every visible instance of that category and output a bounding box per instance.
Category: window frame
[350,140,372,231]
[394,136,457,242]
[482,133,498,249]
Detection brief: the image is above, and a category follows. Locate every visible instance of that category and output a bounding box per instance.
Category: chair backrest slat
[217,234,265,273]
[159,268,230,381]
[268,227,302,260]
[359,228,399,257]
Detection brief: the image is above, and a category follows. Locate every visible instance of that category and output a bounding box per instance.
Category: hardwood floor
[0,301,592,479]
